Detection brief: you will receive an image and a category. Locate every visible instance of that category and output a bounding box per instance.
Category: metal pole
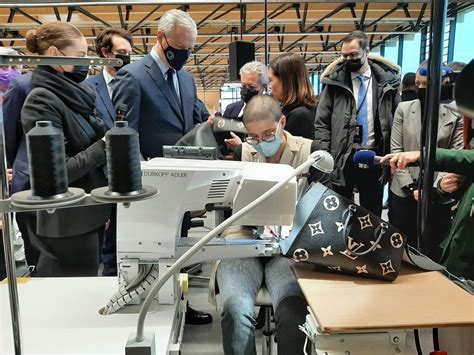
[0,54,121,355]
[419,0,447,252]
[0,104,23,354]
[264,0,268,65]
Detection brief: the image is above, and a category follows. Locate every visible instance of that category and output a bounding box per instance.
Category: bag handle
[342,204,388,256]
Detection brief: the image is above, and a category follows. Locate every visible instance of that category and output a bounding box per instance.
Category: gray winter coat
[314,55,401,187]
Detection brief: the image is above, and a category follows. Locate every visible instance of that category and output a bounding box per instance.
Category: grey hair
[243,95,282,124]
[0,47,19,56]
[157,9,197,37]
[239,61,269,87]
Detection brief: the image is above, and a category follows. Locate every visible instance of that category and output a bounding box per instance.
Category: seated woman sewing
[215,95,328,355]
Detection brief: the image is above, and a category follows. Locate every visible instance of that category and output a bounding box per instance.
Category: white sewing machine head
[117,158,297,263]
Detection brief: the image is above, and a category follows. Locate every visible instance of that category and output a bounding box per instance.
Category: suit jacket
[85,72,115,129]
[2,72,32,193]
[223,100,245,120]
[390,99,464,197]
[112,54,202,158]
[22,86,111,237]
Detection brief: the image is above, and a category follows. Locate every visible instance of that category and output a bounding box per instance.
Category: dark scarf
[401,90,418,102]
[31,65,106,136]
[32,65,96,115]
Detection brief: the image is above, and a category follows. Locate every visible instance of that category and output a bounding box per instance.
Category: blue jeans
[217,256,310,355]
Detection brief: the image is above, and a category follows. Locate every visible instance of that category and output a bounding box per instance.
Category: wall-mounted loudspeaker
[229,41,255,82]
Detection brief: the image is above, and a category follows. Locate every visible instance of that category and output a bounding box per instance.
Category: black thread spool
[106,121,143,195]
[26,121,69,198]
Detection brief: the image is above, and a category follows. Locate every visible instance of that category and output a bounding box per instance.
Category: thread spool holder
[0,54,142,355]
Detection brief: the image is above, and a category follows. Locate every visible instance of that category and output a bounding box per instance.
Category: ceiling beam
[359,3,369,30]
[283,3,350,51]
[0,1,436,8]
[13,7,43,25]
[365,3,403,29]
[117,5,125,29]
[73,6,112,27]
[197,4,225,28]
[128,4,161,33]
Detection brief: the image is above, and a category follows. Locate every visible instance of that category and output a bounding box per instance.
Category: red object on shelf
[430,351,448,355]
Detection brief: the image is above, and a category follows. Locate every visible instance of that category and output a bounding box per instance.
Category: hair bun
[25,29,39,53]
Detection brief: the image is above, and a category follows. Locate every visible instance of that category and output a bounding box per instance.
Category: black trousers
[1,213,39,280]
[389,194,418,248]
[15,212,40,268]
[334,151,384,217]
[390,193,452,262]
[31,227,103,277]
[102,204,117,276]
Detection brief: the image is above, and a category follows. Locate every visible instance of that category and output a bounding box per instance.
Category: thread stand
[10,187,86,209]
[90,185,158,204]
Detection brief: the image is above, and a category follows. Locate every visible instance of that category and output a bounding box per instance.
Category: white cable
[134,156,320,342]
[99,266,159,315]
[298,324,312,355]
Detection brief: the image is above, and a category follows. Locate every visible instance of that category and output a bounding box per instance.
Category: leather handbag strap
[342,204,388,256]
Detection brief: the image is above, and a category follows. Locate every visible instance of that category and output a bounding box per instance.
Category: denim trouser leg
[265,256,310,355]
[217,257,264,355]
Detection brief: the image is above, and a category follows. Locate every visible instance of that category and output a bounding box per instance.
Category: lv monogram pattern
[287,187,407,281]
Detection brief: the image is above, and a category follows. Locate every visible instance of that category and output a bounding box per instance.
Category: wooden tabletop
[293,263,474,334]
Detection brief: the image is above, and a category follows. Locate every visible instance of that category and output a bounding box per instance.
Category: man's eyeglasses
[244,122,281,145]
[341,51,362,60]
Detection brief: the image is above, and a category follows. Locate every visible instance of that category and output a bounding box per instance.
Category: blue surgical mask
[254,134,283,157]
[160,34,191,71]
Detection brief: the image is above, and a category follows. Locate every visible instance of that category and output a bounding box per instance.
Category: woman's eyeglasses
[244,123,281,145]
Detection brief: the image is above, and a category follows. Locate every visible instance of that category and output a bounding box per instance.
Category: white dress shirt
[351,65,375,149]
[102,69,115,99]
[238,102,246,118]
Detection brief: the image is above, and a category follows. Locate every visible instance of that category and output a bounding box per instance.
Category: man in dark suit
[113,9,212,325]
[86,28,133,129]
[2,48,38,270]
[223,61,268,120]
[113,9,203,159]
[220,61,268,153]
[86,28,133,277]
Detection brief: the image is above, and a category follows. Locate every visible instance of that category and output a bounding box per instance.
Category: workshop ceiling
[0,1,472,90]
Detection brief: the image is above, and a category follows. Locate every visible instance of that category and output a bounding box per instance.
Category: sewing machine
[113,158,297,308]
[102,152,333,354]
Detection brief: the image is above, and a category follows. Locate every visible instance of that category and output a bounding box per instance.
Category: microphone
[309,150,334,173]
[353,150,419,168]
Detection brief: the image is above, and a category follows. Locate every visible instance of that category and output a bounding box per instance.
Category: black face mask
[240,87,259,103]
[417,88,427,117]
[113,54,131,71]
[160,35,191,71]
[60,51,89,83]
[63,65,89,83]
[440,85,454,101]
[346,55,366,73]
